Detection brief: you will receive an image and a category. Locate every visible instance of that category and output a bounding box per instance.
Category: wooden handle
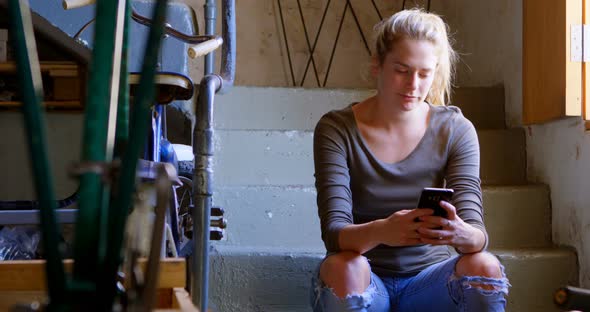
[62,0,95,10]
[187,37,223,59]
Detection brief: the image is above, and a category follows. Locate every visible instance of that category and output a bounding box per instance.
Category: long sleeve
[313,113,353,252]
[445,115,489,251]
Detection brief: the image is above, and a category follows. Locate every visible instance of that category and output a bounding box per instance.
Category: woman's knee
[319,251,371,298]
[455,251,503,279]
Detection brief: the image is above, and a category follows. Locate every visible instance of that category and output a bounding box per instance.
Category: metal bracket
[572,25,583,62]
[571,24,590,62]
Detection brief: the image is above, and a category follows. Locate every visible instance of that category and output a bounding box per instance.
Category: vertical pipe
[191,74,222,312]
[204,0,216,75]
[219,0,236,93]
[191,1,234,309]
[7,0,67,307]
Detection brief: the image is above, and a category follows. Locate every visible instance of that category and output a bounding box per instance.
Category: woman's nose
[407,73,419,90]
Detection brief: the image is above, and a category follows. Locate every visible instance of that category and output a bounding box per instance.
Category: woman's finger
[408,208,435,219]
[416,226,449,238]
[439,200,457,219]
[417,216,451,228]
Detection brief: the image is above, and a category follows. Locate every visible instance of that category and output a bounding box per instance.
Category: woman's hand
[377,208,436,247]
[416,201,485,253]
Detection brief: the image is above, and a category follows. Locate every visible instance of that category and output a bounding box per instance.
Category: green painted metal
[71,0,120,295]
[114,0,131,158]
[97,0,129,271]
[100,0,169,308]
[7,0,67,308]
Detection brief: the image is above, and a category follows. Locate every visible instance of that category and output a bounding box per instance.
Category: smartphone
[416,187,454,218]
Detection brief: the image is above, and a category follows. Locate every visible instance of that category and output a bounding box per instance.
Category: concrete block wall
[208,86,577,312]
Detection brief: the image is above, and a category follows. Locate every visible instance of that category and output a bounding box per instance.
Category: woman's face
[374,38,438,111]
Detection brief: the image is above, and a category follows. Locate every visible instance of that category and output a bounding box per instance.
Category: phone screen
[417,187,454,218]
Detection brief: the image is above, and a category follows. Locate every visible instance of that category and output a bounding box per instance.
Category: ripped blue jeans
[310,254,510,311]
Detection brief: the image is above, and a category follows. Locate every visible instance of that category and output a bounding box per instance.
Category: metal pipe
[218,0,236,94]
[191,74,222,311]
[204,0,216,75]
[191,1,235,309]
[7,0,67,306]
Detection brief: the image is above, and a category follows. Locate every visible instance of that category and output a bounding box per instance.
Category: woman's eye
[395,68,408,73]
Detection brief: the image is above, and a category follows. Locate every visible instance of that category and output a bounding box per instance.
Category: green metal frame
[7,1,67,309]
[7,0,169,309]
[71,0,120,296]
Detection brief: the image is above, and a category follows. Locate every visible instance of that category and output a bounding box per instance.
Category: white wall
[0,0,521,195]
[527,118,590,287]
[0,113,82,200]
[185,0,523,126]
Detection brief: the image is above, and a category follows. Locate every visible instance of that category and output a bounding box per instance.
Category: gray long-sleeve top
[313,103,487,277]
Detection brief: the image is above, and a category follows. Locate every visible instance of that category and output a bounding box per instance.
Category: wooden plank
[0,258,186,291]
[171,288,199,311]
[0,101,82,109]
[0,61,78,72]
[0,291,46,311]
[48,69,78,77]
[0,289,187,311]
[53,77,81,100]
[0,61,84,109]
[523,0,583,124]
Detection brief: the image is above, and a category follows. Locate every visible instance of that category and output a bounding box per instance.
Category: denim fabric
[310,254,510,312]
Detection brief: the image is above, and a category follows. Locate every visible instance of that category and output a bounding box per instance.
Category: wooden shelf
[0,61,85,109]
[0,258,193,310]
[0,101,82,109]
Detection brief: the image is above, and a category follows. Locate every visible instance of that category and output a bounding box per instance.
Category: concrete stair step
[208,246,577,312]
[212,127,526,187]
[478,128,526,185]
[450,86,506,129]
[216,86,506,130]
[484,185,551,248]
[496,247,578,312]
[213,185,551,251]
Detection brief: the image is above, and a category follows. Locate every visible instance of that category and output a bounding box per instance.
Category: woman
[310,9,510,312]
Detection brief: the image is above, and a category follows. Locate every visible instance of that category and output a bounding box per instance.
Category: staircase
[208,86,578,312]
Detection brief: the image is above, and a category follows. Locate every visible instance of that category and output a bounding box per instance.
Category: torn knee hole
[451,273,511,295]
[467,281,502,291]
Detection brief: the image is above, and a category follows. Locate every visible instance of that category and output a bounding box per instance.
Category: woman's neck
[360,96,427,130]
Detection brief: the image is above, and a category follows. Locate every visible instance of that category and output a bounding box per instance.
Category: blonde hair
[374,9,457,106]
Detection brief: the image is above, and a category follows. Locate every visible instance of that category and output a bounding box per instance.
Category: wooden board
[0,61,79,73]
[523,0,583,124]
[0,258,190,310]
[0,257,186,291]
[0,61,84,110]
